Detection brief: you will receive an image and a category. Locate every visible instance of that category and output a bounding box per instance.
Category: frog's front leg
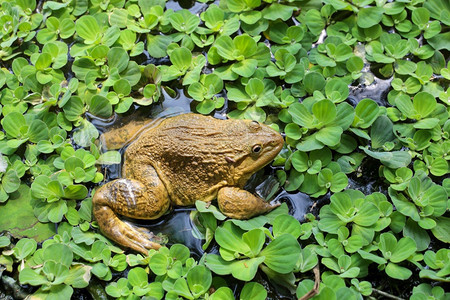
[93,171,170,254]
[217,187,280,219]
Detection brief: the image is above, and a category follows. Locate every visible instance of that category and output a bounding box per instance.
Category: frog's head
[233,120,284,186]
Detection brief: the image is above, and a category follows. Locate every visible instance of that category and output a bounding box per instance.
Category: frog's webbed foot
[217,187,280,220]
[114,220,163,254]
[93,177,170,255]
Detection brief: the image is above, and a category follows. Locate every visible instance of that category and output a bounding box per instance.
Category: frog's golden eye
[252,144,262,154]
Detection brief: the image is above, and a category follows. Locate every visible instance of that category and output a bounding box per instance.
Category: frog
[93,113,284,254]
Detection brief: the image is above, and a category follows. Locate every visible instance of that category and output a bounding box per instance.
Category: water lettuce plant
[0,0,449,299]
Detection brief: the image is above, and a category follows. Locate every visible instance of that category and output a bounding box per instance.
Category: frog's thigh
[93,174,170,254]
[99,120,148,150]
[217,187,280,220]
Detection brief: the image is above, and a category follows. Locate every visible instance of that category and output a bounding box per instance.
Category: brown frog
[93,113,284,254]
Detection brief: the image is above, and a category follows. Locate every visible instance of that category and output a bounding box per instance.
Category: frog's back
[123,114,249,205]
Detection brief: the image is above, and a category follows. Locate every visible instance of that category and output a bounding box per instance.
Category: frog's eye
[249,120,261,132]
[252,144,262,154]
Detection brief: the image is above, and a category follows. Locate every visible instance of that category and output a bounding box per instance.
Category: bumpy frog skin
[93,114,284,254]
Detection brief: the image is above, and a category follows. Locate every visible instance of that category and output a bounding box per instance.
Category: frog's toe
[120,221,162,254]
[269,201,281,209]
[124,221,166,244]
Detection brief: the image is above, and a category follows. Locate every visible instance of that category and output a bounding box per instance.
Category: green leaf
[16,0,36,11]
[14,238,37,260]
[2,112,27,138]
[391,237,417,263]
[19,268,48,286]
[385,262,412,280]
[215,222,251,256]
[65,265,91,289]
[44,243,73,267]
[272,214,301,239]
[370,116,395,149]
[312,100,336,126]
[357,250,387,265]
[128,267,148,287]
[107,47,129,74]
[149,253,169,276]
[285,123,302,140]
[303,72,325,94]
[205,254,263,281]
[215,36,235,60]
[109,8,128,28]
[241,11,262,25]
[35,53,52,71]
[289,103,314,128]
[259,234,300,274]
[395,94,415,118]
[361,147,411,169]
[75,15,100,43]
[170,244,190,263]
[34,285,74,299]
[195,201,227,221]
[262,4,296,21]
[2,170,20,194]
[113,79,131,96]
[325,78,349,103]
[240,282,267,300]
[28,120,49,143]
[232,59,258,77]
[412,7,430,26]
[210,287,234,300]
[187,266,211,297]
[315,126,343,147]
[305,9,325,35]
[413,92,436,119]
[0,236,10,247]
[233,257,266,281]
[169,10,199,34]
[60,19,76,39]
[170,47,192,72]
[64,185,88,200]
[430,158,449,176]
[242,229,265,257]
[291,151,308,172]
[147,35,172,58]
[358,7,384,28]
[353,98,379,128]
[431,216,450,243]
[296,280,315,299]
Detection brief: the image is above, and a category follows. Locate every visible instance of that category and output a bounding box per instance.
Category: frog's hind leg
[93,176,170,254]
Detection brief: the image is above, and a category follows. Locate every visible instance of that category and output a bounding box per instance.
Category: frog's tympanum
[93,114,284,254]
